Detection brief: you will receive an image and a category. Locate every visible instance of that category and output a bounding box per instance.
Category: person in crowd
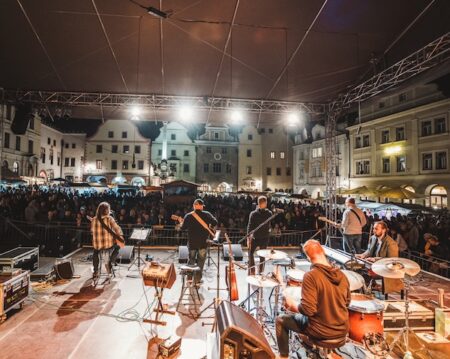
[390,227,408,253]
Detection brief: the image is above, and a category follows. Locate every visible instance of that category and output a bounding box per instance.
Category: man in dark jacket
[179,199,218,285]
[247,196,273,274]
[276,240,350,358]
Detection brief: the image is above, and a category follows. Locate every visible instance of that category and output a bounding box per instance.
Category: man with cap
[178,199,218,285]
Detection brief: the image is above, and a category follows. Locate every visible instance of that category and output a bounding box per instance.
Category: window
[70,158,75,167]
[421,121,432,136]
[436,152,447,170]
[382,158,390,173]
[158,149,162,156]
[28,140,33,154]
[29,117,34,130]
[268,128,273,134]
[381,130,389,144]
[396,156,406,172]
[213,163,221,173]
[64,158,69,167]
[266,167,272,176]
[184,150,189,156]
[53,140,56,146]
[108,131,114,138]
[203,163,209,173]
[72,143,76,149]
[222,147,227,154]
[246,166,252,175]
[214,132,219,140]
[422,153,432,170]
[356,160,370,175]
[41,147,46,163]
[355,137,362,149]
[395,127,405,141]
[399,93,407,102]
[138,160,144,170]
[96,160,102,170]
[435,118,447,134]
[247,149,252,157]
[183,164,190,173]
[57,154,60,166]
[379,101,385,109]
[171,133,176,140]
[123,145,129,154]
[206,147,211,154]
[4,132,10,148]
[112,145,118,153]
[15,136,21,151]
[122,160,129,170]
[276,167,281,176]
[312,148,322,158]
[111,160,117,170]
[12,162,19,174]
[286,167,291,176]
[280,151,285,159]
[96,144,102,153]
[362,134,370,147]
[226,164,232,174]
[248,134,253,140]
[47,137,51,145]
[49,149,54,165]
[260,128,266,134]
[270,151,275,159]
[171,149,176,157]
[312,164,322,177]
[122,131,127,138]
[170,163,177,173]
[134,145,141,154]
[65,143,69,149]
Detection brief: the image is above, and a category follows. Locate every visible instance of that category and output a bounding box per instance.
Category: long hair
[96,202,110,220]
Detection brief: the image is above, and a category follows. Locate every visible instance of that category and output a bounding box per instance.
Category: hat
[193,199,205,206]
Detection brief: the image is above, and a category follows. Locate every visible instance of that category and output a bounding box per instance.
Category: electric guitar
[86,215,126,248]
[224,233,239,301]
[171,214,220,243]
[318,216,341,228]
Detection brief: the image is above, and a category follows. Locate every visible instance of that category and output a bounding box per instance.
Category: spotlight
[130,105,141,120]
[178,105,194,121]
[230,109,243,124]
[287,112,300,126]
[147,6,168,19]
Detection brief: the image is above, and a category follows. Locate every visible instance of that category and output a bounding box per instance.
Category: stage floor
[0,248,449,359]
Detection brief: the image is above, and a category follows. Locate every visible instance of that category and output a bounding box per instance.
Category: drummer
[276,240,351,359]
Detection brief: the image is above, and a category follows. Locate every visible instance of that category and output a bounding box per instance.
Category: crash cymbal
[256,249,287,260]
[344,260,365,271]
[246,274,280,288]
[371,257,421,279]
[342,270,365,291]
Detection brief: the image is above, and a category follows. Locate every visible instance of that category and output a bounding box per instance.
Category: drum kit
[242,248,422,359]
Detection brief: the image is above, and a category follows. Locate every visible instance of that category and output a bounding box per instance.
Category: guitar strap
[98,216,124,244]
[191,211,215,238]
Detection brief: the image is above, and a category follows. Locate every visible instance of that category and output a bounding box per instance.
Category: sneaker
[92,272,99,280]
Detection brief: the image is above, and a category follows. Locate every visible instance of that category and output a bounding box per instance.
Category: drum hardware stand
[206,242,218,269]
[143,285,175,326]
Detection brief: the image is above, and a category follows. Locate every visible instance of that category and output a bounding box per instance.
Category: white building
[293,124,349,198]
[85,119,151,185]
[61,133,86,182]
[151,121,196,184]
[238,125,263,191]
[38,124,64,180]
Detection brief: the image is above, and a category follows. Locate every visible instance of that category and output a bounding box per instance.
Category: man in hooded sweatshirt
[276,239,351,358]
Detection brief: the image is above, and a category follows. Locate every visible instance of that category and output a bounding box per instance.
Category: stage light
[230,109,243,124]
[287,112,301,127]
[130,105,141,120]
[178,105,194,121]
[147,6,168,18]
[384,145,402,155]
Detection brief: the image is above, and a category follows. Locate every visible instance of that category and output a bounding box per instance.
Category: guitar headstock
[171,214,182,222]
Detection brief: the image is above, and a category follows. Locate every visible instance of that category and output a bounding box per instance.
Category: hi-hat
[256,249,287,260]
[371,257,421,279]
[342,270,365,291]
[246,274,280,288]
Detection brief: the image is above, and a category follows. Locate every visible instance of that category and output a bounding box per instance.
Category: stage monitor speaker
[214,301,275,359]
[222,244,243,261]
[178,246,188,263]
[117,245,135,263]
[11,103,33,135]
[54,259,74,280]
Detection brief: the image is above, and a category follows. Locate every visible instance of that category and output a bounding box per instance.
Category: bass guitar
[224,233,239,301]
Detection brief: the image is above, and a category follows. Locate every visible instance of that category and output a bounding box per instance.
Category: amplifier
[142,262,176,289]
[223,244,243,261]
[0,247,39,273]
[214,300,275,359]
[158,336,182,358]
[0,270,30,320]
[54,259,74,280]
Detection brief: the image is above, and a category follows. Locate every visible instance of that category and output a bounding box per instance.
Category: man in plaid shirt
[91,202,123,278]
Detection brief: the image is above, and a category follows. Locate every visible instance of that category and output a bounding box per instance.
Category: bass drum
[348,293,384,343]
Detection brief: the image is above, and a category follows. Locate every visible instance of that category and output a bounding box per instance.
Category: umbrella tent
[379,187,425,200]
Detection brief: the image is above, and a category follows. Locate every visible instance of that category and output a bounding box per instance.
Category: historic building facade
[237,125,263,191]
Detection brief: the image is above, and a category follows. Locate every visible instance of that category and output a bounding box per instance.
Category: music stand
[128,228,151,271]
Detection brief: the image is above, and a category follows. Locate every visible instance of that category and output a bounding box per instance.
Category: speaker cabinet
[223,244,243,261]
[54,259,74,280]
[117,245,135,263]
[178,246,189,263]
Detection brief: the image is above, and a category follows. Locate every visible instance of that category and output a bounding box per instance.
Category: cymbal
[344,260,365,271]
[371,257,421,279]
[342,270,365,291]
[256,249,287,260]
[246,274,280,288]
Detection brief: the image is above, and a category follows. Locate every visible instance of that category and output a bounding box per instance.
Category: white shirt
[341,205,366,234]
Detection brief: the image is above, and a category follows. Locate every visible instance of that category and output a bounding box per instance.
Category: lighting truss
[2,90,327,116]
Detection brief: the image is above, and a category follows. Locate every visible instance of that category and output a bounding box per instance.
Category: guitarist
[178,199,218,286]
[247,196,273,275]
[91,202,124,279]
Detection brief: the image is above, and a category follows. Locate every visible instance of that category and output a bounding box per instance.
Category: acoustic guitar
[87,215,126,248]
[224,233,239,301]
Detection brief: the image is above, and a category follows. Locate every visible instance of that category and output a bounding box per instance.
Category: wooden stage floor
[0,248,450,359]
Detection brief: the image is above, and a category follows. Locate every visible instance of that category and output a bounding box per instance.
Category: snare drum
[286,269,305,287]
[348,293,384,343]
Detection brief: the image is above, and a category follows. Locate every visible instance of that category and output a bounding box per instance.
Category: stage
[0,248,449,359]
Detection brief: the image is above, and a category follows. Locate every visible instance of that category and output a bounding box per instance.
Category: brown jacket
[298,264,351,340]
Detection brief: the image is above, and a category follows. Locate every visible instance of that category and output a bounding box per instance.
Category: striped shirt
[91,215,123,250]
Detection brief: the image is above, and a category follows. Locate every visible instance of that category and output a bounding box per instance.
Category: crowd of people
[0,185,449,263]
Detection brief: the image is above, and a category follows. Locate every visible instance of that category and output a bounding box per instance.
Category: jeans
[188,248,207,283]
[276,313,309,357]
[343,234,362,254]
[248,237,269,275]
[93,245,119,273]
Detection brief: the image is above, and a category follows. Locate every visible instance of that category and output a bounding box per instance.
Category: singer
[247,196,273,275]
